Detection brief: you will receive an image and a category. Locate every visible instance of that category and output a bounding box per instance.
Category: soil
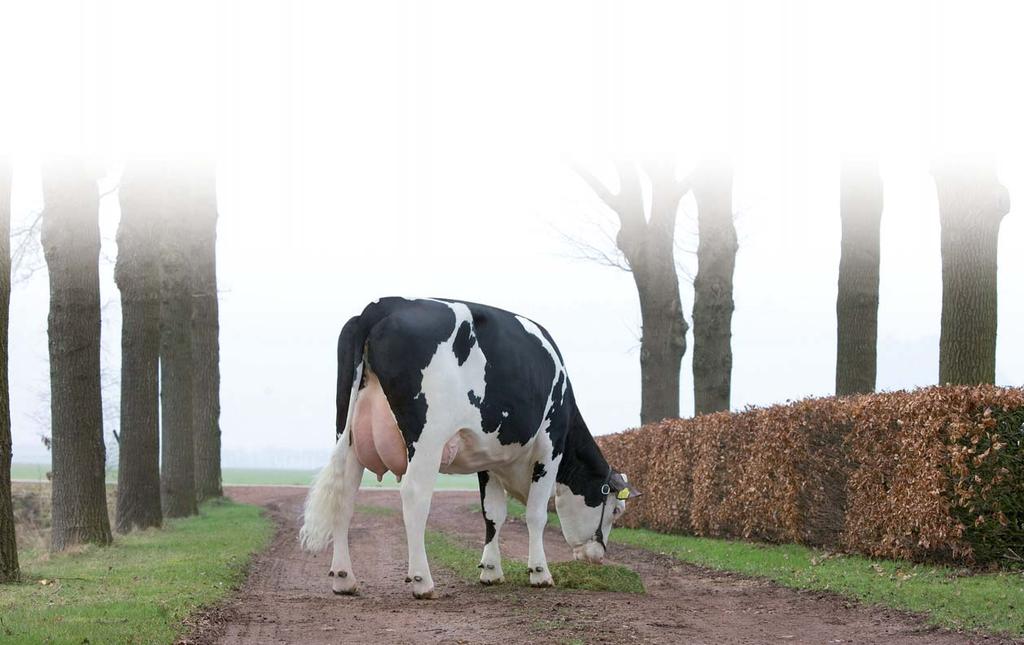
[186,486,1016,645]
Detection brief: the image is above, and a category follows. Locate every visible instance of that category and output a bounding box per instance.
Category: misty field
[10,463,478,490]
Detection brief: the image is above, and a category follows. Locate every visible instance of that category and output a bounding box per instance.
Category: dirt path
[189,486,1011,645]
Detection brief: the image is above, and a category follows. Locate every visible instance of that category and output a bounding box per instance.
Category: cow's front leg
[400,444,444,599]
[329,438,364,595]
[525,463,558,588]
[477,471,507,584]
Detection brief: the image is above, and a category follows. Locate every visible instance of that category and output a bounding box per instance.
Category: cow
[300,297,638,599]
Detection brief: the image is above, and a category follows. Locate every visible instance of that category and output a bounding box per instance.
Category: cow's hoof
[529,569,555,588]
[409,574,435,599]
[479,563,504,585]
[330,574,358,596]
[412,587,437,600]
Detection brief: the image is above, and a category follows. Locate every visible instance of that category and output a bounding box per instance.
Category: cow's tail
[299,316,367,552]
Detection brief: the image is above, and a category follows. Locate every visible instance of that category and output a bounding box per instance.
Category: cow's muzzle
[573,540,606,564]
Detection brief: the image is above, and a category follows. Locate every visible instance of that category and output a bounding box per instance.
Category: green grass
[9,463,50,482]
[498,496,1024,636]
[0,498,273,644]
[506,498,559,526]
[355,503,397,516]
[424,530,644,594]
[10,463,478,490]
[611,527,1024,636]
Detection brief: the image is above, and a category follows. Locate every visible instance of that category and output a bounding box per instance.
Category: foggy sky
[4,0,1023,468]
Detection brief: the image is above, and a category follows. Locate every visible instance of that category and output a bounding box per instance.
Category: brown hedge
[598,385,1024,566]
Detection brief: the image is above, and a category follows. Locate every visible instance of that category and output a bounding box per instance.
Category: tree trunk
[691,162,737,415]
[635,264,688,423]
[114,163,163,532]
[41,160,113,551]
[159,166,198,518]
[0,161,19,581]
[932,161,1010,385]
[190,167,222,501]
[575,162,691,425]
[835,160,883,396]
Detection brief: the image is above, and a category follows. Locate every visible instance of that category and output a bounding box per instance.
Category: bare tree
[835,160,883,396]
[160,165,198,517]
[932,161,1010,385]
[691,161,737,415]
[190,165,222,502]
[575,162,691,424]
[41,160,113,550]
[1,160,19,581]
[114,163,163,532]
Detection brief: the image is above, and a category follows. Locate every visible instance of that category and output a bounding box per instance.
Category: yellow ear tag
[616,488,630,500]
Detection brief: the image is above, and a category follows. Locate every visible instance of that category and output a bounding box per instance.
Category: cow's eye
[612,507,621,516]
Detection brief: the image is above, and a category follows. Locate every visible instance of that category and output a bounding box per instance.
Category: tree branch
[571,161,645,228]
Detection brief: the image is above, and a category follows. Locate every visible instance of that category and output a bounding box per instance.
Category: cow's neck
[556,396,610,507]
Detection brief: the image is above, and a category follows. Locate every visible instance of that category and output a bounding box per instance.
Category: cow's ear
[609,472,641,499]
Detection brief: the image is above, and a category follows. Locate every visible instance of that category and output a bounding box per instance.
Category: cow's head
[554,471,639,563]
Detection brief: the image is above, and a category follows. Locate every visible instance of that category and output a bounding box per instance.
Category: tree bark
[0,161,19,581]
[932,161,1010,385]
[691,162,737,415]
[159,166,198,518]
[114,163,163,532]
[576,162,690,424]
[835,160,883,396]
[190,167,222,501]
[634,263,688,424]
[41,160,113,551]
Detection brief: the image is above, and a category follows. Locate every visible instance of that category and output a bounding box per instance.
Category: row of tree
[576,159,1011,424]
[835,160,1010,394]
[0,159,223,583]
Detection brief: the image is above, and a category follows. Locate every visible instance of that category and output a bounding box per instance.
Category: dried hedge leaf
[598,385,1024,567]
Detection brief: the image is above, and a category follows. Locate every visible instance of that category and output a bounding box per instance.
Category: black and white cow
[300,297,638,599]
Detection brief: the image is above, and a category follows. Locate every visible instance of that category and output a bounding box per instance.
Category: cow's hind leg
[400,440,445,599]
[525,459,559,588]
[300,429,365,595]
[328,439,364,594]
[477,471,507,584]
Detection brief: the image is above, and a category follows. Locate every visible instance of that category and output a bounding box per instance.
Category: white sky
[2,0,1022,468]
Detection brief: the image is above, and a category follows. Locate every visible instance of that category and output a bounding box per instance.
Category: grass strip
[611,527,1024,636]
[424,530,644,594]
[500,496,1024,636]
[358,502,642,592]
[0,498,273,645]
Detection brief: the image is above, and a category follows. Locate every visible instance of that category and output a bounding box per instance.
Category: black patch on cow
[555,381,612,508]
[478,471,497,544]
[545,372,567,459]
[531,462,547,482]
[452,320,475,366]
[453,302,557,448]
[361,298,457,461]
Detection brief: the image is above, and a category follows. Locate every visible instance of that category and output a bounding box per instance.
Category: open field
[1,498,272,644]
[10,463,478,490]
